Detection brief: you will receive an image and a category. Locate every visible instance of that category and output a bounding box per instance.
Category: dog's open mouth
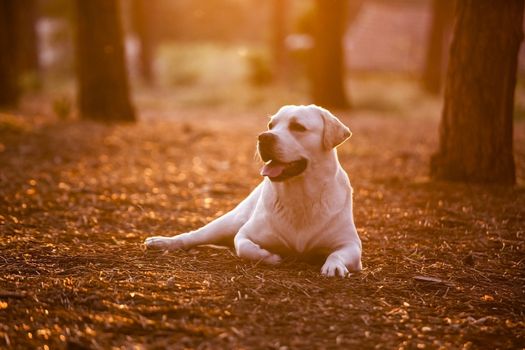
[260,158,308,182]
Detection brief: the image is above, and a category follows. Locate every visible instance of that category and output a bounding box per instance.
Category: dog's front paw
[235,237,282,265]
[262,253,282,265]
[321,257,349,277]
[144,236,185,250]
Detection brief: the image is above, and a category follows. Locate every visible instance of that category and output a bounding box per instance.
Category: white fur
[145,105,362,277]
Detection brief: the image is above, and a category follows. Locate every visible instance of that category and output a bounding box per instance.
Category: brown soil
[1,104,524,349]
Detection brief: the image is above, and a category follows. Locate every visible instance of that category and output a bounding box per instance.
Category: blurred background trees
[1,0,524,184]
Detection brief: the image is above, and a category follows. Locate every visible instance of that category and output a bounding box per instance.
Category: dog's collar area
[260,158,308,182]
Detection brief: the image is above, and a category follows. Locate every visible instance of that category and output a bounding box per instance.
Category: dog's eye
[268,121,274,130]
[289,122,307,132]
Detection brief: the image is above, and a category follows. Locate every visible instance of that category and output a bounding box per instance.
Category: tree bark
[0,0,18,107]
[430,0,523,185]
[0,0,39,107]
[311,0,349,109]
[74,0,135,121]
[421,0,455,95]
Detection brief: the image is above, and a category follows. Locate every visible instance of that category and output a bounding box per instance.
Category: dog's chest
[258,177,351,254]
[269,201,336,253]
[269,222,332,255]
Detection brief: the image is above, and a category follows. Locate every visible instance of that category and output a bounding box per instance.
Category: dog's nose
[258,132,276,162]
[258,132,275,144]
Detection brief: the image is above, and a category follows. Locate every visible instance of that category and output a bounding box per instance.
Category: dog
[145,105,362,277]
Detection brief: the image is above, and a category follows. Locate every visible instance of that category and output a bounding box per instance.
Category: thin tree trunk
[132,0,155,84]
[74,0,135,121]
[271,0,288,81]
[421,0,454,95]
[311,0,349,109]
[430,0,523,184]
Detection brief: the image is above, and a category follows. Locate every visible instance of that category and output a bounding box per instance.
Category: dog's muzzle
[257,132,308,182]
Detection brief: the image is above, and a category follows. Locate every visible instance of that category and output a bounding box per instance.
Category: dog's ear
[317,106,352,150]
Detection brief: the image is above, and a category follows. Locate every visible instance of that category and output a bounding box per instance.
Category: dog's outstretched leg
[144,212,237,250]
[144,184,263,250]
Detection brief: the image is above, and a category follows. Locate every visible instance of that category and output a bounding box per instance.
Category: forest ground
[1,76,525,349]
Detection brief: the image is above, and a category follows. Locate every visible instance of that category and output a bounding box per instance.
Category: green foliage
[151,42,308,109]
[156,42,247,88]
[52,96,72,120]
[350,72,441,118]
[244,50,273,86]
[18,71,42,93]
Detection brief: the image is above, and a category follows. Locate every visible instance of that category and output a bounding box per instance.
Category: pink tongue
[260,161,286,178]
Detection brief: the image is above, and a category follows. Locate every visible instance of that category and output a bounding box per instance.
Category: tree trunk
[421,0,455,95]
[0,0,39,107]
[311,0,349,109]
[131,0,155,84]
[0,0,18,107]
[271,0,288,81]
[430,0,523,185]
[74,0,135,121]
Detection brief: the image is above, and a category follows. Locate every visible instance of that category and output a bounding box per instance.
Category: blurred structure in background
[345,1,428,73]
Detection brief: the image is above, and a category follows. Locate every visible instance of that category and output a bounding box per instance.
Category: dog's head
[258,104,351,182]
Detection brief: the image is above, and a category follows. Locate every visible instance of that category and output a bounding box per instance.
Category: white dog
[145,105,362,277]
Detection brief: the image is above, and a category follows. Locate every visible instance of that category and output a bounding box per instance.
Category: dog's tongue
[261,160,286,178]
